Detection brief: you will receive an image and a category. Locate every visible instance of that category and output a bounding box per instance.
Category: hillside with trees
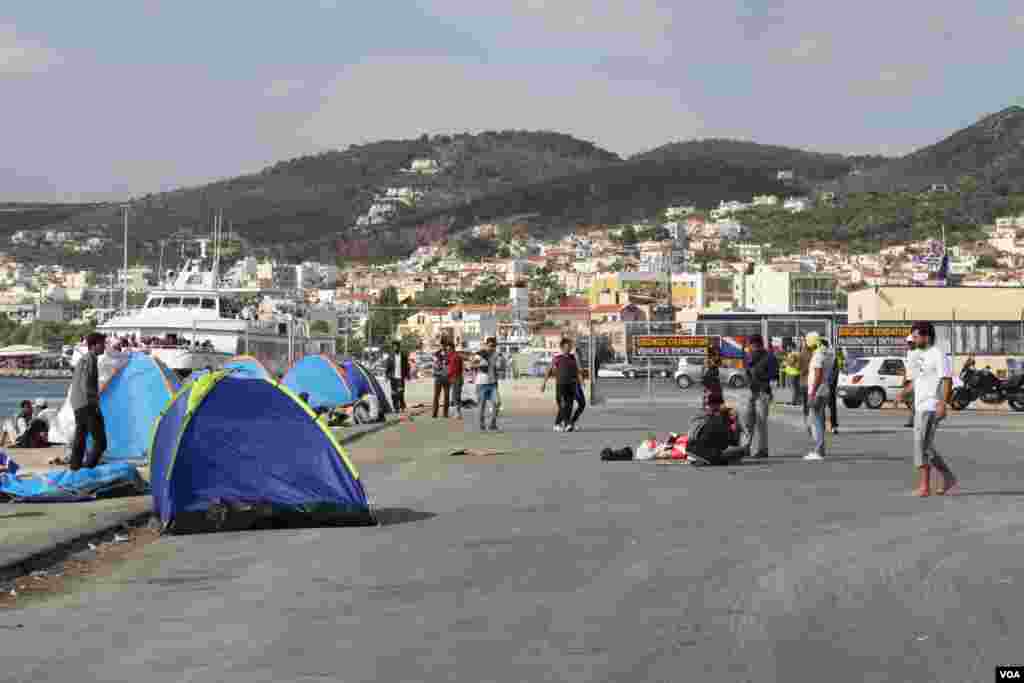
[9,106,1024,264]
[632,139,889,182]
[732,190,1024,253]
[832,106,1024,194]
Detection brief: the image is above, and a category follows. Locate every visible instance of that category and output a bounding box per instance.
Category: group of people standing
[383,336,504,431]
[741,322,956,495]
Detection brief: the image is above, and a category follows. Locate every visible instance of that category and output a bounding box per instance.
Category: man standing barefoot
[909,321,958,497]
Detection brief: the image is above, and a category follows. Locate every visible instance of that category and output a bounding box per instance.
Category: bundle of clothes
[600,390,749,466]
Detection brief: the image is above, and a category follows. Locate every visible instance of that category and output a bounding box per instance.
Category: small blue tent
[92,353,180,463]
[149,372,374,533]
[341,358,392,414]
[283,355,357,410]
[223,355,274,380]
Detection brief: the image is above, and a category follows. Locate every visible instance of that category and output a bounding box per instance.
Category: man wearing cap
[804,332,835,461]
[902,335,918,428]
[908,321,957,496]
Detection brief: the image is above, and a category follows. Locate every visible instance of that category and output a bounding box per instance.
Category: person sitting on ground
[13,399,50,448]
[685,391,748,466]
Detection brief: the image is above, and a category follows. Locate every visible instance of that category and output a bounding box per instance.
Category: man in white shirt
[909,321,957,497]
[803,332,835,461]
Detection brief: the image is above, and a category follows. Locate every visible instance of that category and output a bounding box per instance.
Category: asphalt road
[4,396,1024,682]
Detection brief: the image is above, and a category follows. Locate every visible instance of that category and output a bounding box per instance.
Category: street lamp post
[121,205,129,312]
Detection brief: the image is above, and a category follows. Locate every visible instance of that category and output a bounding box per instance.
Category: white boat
[98,258,333,377]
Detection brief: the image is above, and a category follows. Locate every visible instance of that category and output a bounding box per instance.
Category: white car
[837,356,907,409]
[838,354,963,410]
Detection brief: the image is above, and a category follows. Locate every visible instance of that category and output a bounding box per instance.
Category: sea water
[0,378,70,418]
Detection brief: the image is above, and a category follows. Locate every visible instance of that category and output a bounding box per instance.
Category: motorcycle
[950,367,1024,411]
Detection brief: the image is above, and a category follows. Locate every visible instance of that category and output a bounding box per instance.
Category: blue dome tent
[223,355,274,380]
[341,358,392,414]
[91,353,180,463]
[282,355,357,410]
[149,372,374,533]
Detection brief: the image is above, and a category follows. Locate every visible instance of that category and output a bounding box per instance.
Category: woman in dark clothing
[686,392,747,466]
[702,349,722,410]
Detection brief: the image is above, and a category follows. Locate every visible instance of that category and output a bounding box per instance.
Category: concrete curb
[0,505,153,585]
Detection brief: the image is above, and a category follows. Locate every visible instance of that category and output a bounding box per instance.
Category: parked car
[597,360,673,379]
[837,356,905,409]
[674,357,748,390]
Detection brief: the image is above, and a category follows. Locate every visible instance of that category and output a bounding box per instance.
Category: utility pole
[158,240,166,287]
[122,205,129,311]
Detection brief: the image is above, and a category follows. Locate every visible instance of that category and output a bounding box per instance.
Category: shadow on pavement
[749,453,905,462]
[0,511,47,519]
[951,490,1024,497]
[375,508,437,527]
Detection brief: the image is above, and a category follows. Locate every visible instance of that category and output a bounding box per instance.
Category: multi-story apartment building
[744,266,837,312]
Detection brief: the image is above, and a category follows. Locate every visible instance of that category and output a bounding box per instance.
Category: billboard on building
[632,335,718,358]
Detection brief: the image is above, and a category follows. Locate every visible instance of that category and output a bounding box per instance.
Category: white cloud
[771,36,832,62]
[0,24,62,76]
[299,58,704,156]
[264,79,306,98]
[849,65,932,97]
[421,0,677,56]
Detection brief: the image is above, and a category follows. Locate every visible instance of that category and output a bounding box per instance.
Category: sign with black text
[837,325,912,349]
[632,335,718,358]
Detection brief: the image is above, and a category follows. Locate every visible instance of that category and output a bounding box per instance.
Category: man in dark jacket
[384,340,410,411]
[743,334,774,458]
[68,332,107,470]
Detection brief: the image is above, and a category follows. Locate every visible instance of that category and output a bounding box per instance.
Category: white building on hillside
[783,196,812,212]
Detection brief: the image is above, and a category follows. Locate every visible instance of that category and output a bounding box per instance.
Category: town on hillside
[2,187,1024,373]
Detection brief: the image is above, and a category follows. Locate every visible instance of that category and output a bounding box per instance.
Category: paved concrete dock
[3,391,1023,683]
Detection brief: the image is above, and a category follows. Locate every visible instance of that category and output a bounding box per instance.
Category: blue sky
[2,0,1023,201]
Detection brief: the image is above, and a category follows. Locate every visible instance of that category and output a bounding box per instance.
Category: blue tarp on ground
[223,355,274,380]
[89,353,180,463]
[341,358,392,414]
[149,372,373,533]
[0,462,149,502]
[282,355,357,410]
